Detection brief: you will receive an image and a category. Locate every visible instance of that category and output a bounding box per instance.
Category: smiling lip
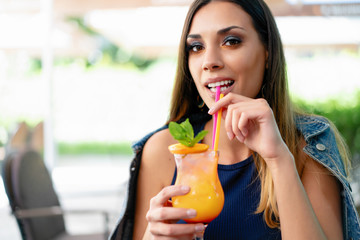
[205,77,235,97]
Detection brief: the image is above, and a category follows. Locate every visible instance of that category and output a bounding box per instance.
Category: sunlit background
[0,0,360,238]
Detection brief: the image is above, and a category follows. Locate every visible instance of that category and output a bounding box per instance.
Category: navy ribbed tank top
[171,121,281,239]
[172,156,281,239]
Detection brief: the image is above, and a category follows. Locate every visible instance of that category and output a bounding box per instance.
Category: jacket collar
[295,114,330,141]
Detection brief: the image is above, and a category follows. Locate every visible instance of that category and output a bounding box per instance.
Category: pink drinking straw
[212,86,221,149]
[214,93,224,152]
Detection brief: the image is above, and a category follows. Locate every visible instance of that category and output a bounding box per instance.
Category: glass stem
[194,224,207,240]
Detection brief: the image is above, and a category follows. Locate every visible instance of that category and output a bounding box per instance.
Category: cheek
[230,54,265,97]
[247,64,265,97]
[188,58,202,84]
[188,55,199,70]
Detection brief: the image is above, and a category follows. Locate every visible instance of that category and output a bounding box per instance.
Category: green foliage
[58,141,133,155]
[169,118,208,147]
[294,91,360,161]
[28,58,42,74]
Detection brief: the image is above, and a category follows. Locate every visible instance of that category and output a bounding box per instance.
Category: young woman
[110,0,360,239]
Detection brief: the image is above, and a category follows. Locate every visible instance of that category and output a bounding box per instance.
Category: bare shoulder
[141,128,177,186]
[133,129,178,239]
[301,155,343,240]
[143,128,177,164]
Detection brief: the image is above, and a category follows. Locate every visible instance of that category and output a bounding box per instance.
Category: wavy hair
[167,0,351,228]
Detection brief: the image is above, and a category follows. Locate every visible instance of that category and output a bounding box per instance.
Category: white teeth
[209,86,227,92]
[209,85,231,93]
[207,80,233,89]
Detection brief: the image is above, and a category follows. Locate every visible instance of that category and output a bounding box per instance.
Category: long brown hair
[167,0,350,228]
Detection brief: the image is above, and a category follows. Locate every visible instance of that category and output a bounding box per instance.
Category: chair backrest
[2,149,66,240]
[8,122,29,151]
[7,122,44,153]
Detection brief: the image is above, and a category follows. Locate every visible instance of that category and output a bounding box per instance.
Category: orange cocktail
[172,150,224,223]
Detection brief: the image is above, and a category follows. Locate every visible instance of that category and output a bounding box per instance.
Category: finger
[224,104,235,140]
[147,207,197,222]
[232,100,273,125]
[149,233,196,240]
[238,112,249,137]
[208,93,250,114]
[231,108,245,142]
[150,185,190,208]
[149,222,205,237]
[208,94,232,115]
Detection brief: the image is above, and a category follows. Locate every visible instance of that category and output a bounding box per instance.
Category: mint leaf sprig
[169,118,208,147]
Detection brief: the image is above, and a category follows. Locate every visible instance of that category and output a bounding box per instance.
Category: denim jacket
[110,114,360,240]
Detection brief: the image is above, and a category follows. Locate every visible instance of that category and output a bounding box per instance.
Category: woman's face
[187,1,267,108]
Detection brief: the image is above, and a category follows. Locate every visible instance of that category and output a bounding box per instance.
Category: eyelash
[223,36,242,46]
[186,36,242,53]
[186,42,204,53]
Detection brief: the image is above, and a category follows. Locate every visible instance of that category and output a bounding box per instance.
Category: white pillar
[41,0,56,171]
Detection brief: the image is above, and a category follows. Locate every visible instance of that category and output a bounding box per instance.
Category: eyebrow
[187,25,245,39]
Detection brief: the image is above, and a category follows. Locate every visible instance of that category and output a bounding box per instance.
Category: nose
[202,47,224,71]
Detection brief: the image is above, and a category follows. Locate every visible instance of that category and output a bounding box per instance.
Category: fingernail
[208,107,214,114]
[227,132,234,140]
[187,209,197,218]
[195,224,205,232]
[236,136,244,142]
[181,185,190,192]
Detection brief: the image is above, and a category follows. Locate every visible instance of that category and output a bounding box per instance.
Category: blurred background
[0,0,360,239]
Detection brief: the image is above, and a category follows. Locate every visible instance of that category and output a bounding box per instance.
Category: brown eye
[223,36,242,46]
[187,42,204,53]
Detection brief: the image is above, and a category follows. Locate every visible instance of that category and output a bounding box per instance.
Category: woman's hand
[208,93,292,166]
[144,185,205,240]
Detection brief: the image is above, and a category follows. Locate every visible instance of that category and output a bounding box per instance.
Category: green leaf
[181,118,194,140]
[193,130,208,145]
[169,118,208,147]
[169,121,187,140]
[178,139,192,147]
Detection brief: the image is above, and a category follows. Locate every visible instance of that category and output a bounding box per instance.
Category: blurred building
[0,0,359,58]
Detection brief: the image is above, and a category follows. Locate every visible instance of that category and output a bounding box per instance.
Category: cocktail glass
[172,150,224,239]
